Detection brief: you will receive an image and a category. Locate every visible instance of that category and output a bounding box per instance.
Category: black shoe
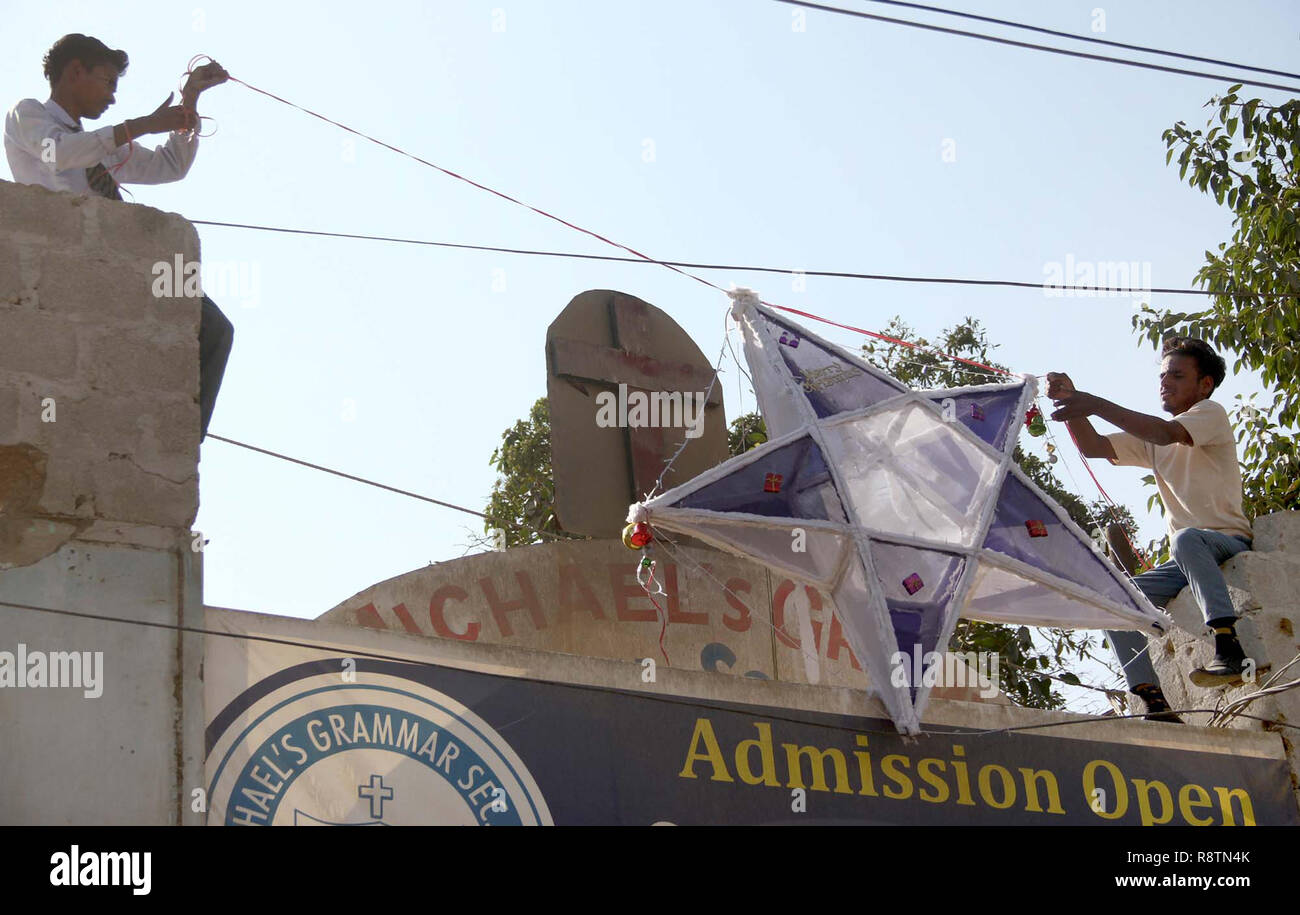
[1189,654,1249,688]
[1132,684,1182,724]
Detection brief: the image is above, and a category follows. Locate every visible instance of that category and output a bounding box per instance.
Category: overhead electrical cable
[858,0,1300,80]
[191,219,1297,299]
[770,0,1300,94]
[3,594,1293,734]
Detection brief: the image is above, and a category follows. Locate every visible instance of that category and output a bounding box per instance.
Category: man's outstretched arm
[1061,414,1117,460]
[5,98,189,173]
[111,62,228,185]
[1044,372,1192,459]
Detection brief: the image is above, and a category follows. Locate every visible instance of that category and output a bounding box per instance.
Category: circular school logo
[206,661,551,825]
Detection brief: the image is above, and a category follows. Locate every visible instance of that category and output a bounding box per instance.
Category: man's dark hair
[43,34,128,87]
[1162,336,1226,391]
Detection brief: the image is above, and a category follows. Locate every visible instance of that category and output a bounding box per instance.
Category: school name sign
[206,612,1297,826]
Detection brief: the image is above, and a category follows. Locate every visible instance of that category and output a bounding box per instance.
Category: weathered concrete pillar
[0,179,205,824]
[1150,511,1300,810]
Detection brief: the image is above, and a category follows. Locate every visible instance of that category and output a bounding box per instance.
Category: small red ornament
[622,521,653,549]
[902,573,924,595]
[764,472,784,493]
[1025,519,1048,538]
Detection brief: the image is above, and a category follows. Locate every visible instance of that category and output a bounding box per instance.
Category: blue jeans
[1107,528,1253,690]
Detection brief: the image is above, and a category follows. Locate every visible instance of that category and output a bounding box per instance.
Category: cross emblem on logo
[358,773,394,819]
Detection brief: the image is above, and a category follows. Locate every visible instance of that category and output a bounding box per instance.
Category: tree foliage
[1136,87,1300,519]
[727,412,768,455]
[483,398,584,548]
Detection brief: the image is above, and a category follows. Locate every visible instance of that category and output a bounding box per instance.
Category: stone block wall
[0,179,205,824]
[1,179,200,565]
[1149,511,1300,808]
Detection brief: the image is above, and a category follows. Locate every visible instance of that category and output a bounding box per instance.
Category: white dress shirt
[4,97,199,195]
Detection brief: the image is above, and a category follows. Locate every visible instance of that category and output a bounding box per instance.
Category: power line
[213,65,1288,387]
[206,433,487,519]
[222,71,724,299]
[4,593,1295,735]
[771,0,1300,95]
[860,0,1300,81]
[200,65,1280,545]
[191,219,1296,299]
[210,63,1297,390]
[922,708,1300,735]
[205,433,583,546]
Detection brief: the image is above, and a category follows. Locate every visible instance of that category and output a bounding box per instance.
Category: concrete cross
[546,290,728,538]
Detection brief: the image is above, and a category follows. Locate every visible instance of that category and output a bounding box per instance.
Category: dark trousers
[199,296,234,441]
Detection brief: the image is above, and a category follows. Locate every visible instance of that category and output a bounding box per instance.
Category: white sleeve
[5,98,121,171]
[110,128,200,185]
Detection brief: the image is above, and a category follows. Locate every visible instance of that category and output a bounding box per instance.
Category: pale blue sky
[6,1,1295,660]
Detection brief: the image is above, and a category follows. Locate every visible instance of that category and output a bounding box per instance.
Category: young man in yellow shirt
[1047,337,1254,723]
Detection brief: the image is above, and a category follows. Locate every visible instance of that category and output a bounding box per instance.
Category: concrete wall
[1149,510,1300,808]
[319,538,1006,704]
[0,179,205,824]
[237,603,1289,757]
[321,518,1300,818]
[210,602,1295,823]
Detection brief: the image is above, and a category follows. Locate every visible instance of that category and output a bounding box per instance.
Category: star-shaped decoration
[633,290,1172,734]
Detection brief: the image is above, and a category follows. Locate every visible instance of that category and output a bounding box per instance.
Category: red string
[180,54,213,96]
[109,123,133,176]
[645,565,670,666]
[176,56,219,138]
[224,73,722,299]
[214,62,1149,556]
[1063,423,1154,572]
[762,303,1020,377]
[219,65,1024,381]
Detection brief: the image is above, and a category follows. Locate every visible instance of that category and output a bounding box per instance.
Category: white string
[652,533,798,647]
[723,311,762,455]
[636,555,667,596]
[645,334,730,502]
